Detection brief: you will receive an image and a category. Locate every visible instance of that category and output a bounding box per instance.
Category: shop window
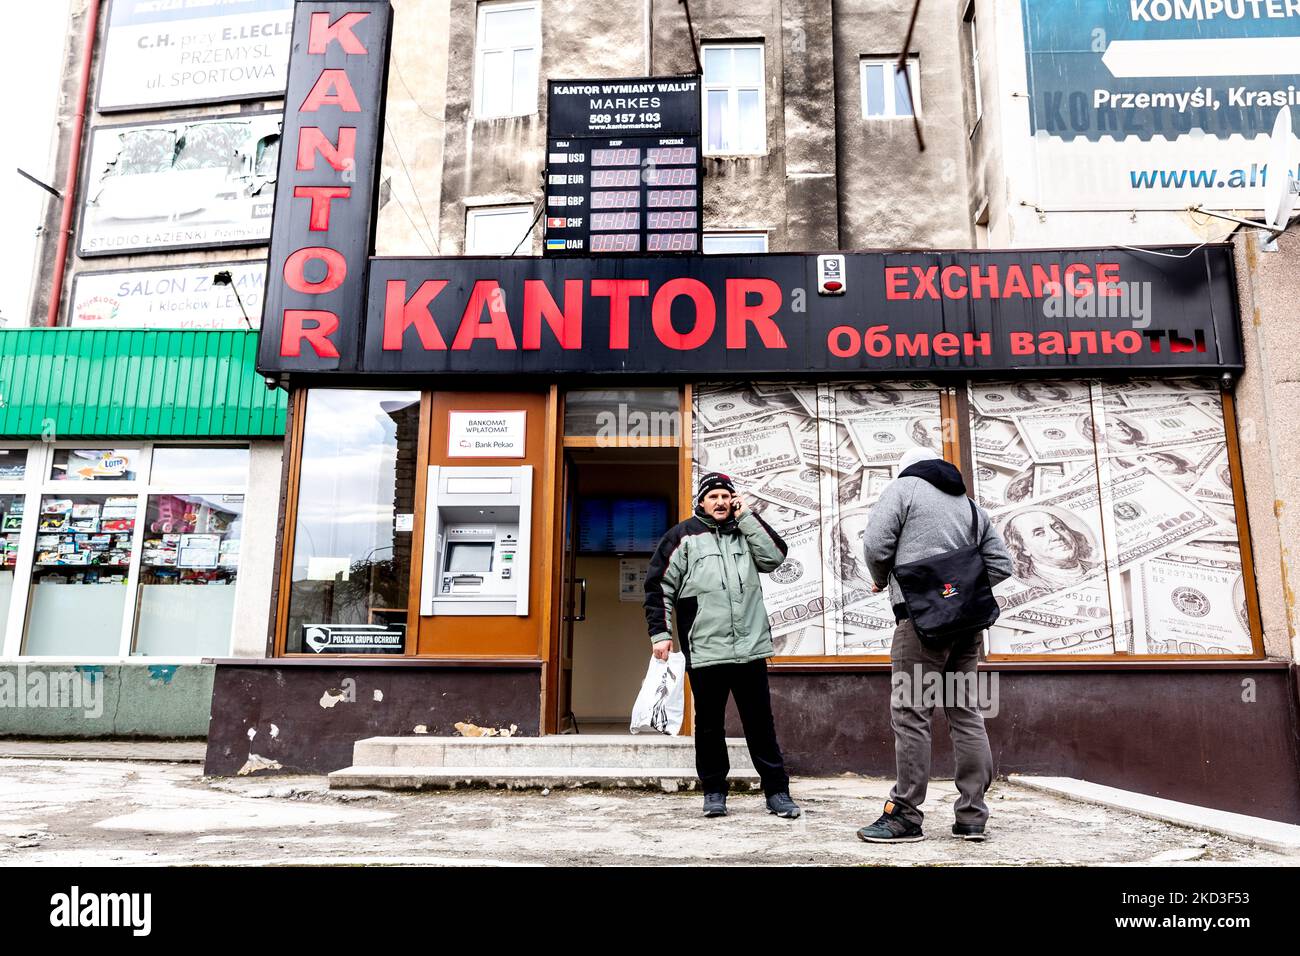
[0,449,28,480]
[150,446,249,486]
[465,205,534,255]
[692,381,945,656]
[285,390,421,652]
[860,56,920,119]
[474,0,540,119]
[964,6,982,126]
[969,378,1252,657]
[703,44,766,155]
[23,494,136,656]
[50,448,141,482]
[132,493,244,657]
[564,388,680,442]
[0,493,24,648]
[703,232,767,255]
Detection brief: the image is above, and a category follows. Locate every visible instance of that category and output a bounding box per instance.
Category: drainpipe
[45,0,102,328]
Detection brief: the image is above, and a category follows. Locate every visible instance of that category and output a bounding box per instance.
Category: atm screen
[446,542,493,572]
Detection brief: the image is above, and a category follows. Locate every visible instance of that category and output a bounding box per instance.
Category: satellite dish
[1264,106,1298,232]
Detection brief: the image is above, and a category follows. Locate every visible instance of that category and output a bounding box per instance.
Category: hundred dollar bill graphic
[695,387,802,430]
[1105,378,1218,410]
[990,465,1218,618]
[697,421,801,476]
[761,518,824,637]
[1097,402,1222,455]
[1111,441,1223,497]
[1015,408,1096,463]
[988,623,1116,656]
[753,468,821,518]
[832,591,897,655]
[845,411,939,465]
[974,463,1034,509]
[972,417,1033,470]
[1131,547,1252,655]
[773,625,826,656]
[970,381,1090,417]
[1189,446,1234,505]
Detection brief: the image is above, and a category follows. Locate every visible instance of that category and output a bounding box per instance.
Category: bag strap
[968,498,980,547]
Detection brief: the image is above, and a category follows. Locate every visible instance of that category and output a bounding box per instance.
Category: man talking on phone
[643,471,802,819]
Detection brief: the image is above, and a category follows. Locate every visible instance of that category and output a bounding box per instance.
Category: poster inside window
[50,448,140,482]
[0,493,23,647]
[968,378,1251,656]
[693,381,944,657]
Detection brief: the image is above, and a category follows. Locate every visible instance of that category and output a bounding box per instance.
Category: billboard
[1021,0,1300,209]
[78,112,281,256]
[70,261,266,330]
[97,0,294,111]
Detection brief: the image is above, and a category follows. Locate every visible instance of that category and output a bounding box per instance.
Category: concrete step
[328,765,762,793]
[349,734,755,771]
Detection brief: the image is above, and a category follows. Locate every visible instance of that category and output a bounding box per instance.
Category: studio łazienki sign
[257,2,1244,381]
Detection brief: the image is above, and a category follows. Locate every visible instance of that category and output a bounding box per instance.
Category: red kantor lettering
[293,185,351,231]
[284,246,347,294]
[281,309,340,359]
[308,11,370,55]
[301,69,362,112]
[383,279,448,350]
[296,127,357,172]
[652,278,715,350]
[522,279,583,349]
[452,281,517,350]
[725,278,786,349]
[590,279,649,349]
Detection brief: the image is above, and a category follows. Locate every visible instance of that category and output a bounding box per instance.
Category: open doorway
[557,446,680,734]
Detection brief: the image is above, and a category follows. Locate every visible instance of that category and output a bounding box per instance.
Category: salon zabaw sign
[256,2,1244,380]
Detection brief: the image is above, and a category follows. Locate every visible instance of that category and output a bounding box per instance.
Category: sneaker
[766,792,802,819]
[952,822,987,841]
[703,792,727,817]
[856,801,924,843]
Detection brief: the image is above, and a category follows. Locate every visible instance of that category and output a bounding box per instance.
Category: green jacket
[643,506,789,669]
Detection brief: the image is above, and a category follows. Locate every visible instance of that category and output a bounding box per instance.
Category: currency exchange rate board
[545,76,702,256]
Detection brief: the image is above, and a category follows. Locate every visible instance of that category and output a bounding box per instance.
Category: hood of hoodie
[898,458,966,496]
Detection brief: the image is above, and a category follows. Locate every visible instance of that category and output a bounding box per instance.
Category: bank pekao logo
[1172,586,1211,619]
[50,886,151,936]
[941,582,959,599]
[771,558,803,585]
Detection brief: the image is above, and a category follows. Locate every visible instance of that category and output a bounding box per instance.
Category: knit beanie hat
[696,471,737,502]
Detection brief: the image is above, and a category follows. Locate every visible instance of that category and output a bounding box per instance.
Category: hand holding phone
[730,495,745,516]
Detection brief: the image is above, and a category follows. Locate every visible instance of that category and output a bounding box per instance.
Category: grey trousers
[888,618,994,828]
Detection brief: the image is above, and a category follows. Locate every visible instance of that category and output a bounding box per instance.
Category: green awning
[0,329,287,438]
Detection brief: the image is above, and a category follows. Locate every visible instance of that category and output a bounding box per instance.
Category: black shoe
[856,801,924,843]
[952,822,987,841]
[703,792,727,817]
[766,792,802,819]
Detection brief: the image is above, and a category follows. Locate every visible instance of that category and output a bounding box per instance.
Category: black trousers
[690,658,790,798]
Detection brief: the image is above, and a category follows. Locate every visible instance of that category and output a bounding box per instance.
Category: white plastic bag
[629,652,686,735]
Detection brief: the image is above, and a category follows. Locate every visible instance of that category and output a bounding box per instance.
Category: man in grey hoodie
[855,448,1013,844]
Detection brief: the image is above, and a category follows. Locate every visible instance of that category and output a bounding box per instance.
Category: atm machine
[421,465,532,616]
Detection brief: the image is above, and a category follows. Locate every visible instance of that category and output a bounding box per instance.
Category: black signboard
[258,1,393,376]
[302,623,406,654]
[544,77,702,256]
[353,247,1244,378]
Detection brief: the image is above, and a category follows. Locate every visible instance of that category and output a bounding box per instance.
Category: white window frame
[465,203,535,255]
[702,43,767,156]
[473,0,541,119]
[1,442,250,663]
[703,231,768,255]
[860,55,921,120]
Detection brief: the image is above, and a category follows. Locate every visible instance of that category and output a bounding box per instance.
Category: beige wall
[569,554,652,721]
[1233,226,1300,661]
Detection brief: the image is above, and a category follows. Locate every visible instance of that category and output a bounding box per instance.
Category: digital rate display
[545,76,702,256]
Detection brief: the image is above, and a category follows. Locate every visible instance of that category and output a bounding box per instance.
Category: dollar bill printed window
[971,378,1253,657]
[693,382,945,657]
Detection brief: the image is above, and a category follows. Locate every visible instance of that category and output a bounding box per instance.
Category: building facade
[11,1,1300,821]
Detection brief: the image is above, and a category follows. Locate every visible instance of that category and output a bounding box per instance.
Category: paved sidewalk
[0,757,1296,866]
[0,740,205,763]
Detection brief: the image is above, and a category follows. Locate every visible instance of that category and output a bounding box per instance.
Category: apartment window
[860,56,920,119]
[966,6,983,125]
[466,205,535,255]
[703,232,768,254]
[474,1,540,118]
[702,44,766,155]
